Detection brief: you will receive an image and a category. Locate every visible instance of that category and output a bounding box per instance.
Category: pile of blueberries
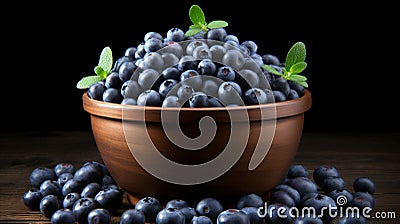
[23,161,375,224]
[87,27,305,107]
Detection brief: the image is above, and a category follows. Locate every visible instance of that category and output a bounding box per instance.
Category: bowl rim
[82,89,311,121]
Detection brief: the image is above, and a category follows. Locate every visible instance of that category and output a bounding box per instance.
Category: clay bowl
[82,90,311,205]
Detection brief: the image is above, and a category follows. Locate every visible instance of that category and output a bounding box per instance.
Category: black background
[2,1,399,132]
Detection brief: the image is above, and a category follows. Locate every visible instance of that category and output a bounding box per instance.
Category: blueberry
[87,208,111,224]
[321,176,345,194]
[135,196,163,223]
[51,208,76,224]
[162,67,181,80]
[218,81,243,106]
[120,209,146,224]
[237,69,260,89]
[272,184,301,207]
[167,28,185,42]
[294,216,324,224]
[288,80,305,96]
[284,177,318,198]
[195,198,223,223]
[63,192,81,209]
[191,215,213,224]
[269,190,295,208]
[159,79,179,98]
[81,183,102,198]
[162,95,181,107]
[351,192,375,208]
[94,187,124,214]
[261,54,280,66]
[312,164,340,188]
[162,52,180,68]
[23,188,43,211]
[347,195,373,215]
[266,203,293,224]
[39,180,62,198]
[329,189,353,207]
[137,90,162,106]
[198,59,217,76]
[250,54,264,67]
[135,43,146,59]
[303,193,337,224]
[137,68,161,90]
[236,193,264,209]
[217,66,235,81]
[287,164,309,179]
[353,177,375,194]
[121,80,142,100]
[177,84,195,103]
[144,32,163,41]
[30,167,55,189]
[144,38,163,53]
[119,61,136,82]
[272,77,291,96]
[121,98,137,105]
[206,28,227,41]
[72,197,100,224]
[273,90,287,102]
[179,207,197,224]
[299,192,319,207]
[192,46,212,60]
[102,175,116,186]
[54,163,75,177]
[217,209,249,224]
[189,92,209,108]
[222,49,245,71]
[142,52,165,72]
[163,42,184,58]
[105,71,122,89]
[210,45,227,62]
[62,179,84,197]
[186,41,209,56]
[243,88,268,105]
[338,215,367,224]
[240,207,264,224]
[166,199,189,209]
[180,69,202,90]
[156,207,186,224]
[225,35,239,44]
[88,82,107,101]
[207,96,224,107]
[124,47,137,60]
[82,161,108,176]
[287,89,300,100]
[40,194,61,218]
[102,88,123,103]
[74,164,103,185]
[241,40,258,55]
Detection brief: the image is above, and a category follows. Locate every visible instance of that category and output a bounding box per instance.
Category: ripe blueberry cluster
[87,27,306,107]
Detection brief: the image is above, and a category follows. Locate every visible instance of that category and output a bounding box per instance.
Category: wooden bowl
[82,90,311,204]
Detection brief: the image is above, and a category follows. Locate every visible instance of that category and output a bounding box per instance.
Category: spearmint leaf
[288,74,307,83]
[76,76,103,89]
[262,64,283,76]
[94,66,107,79]
[289,62,307,74]
[285,42,306,71]
[98,46,113,73]
[189,24,202,29]
[185,28,203,37]
[207,20,228,29]
[189,5,205,25]
[298,81,308,88]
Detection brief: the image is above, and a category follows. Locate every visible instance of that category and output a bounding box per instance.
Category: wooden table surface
[0,131,399,223]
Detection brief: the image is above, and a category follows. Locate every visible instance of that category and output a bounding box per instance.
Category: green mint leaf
[185,28,203,37]
[287,74,307,83]
[285,42,306,71]
[207,20,228,29]
[189,5,205,26]
[98,46,113,73]
[94,66,107,79]
[189,24,202,29]
[262,64,283,76]
[289,62,307,74]
[76,76,103,89]
[298,81,308,88]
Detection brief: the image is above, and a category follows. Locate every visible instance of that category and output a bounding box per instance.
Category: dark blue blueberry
[353,177,375,194]
[189,92,209,108]
[241,40,258,55]
[39,180,62,198]
[237,193,264,209]
[240,207,264,224]
[167,28,185,42]
[63,192,81,209]
[217,66,235,82]
[272,77,291,96]
[322,176,345,194]
[121,80,141,99]
[294,216,324,224]
[159,79,179,98]
[329,189,353,207]
[74,164,103,185]
[39,194,61,218]
[82,161,108,175]
[101,175,115,186]
[125,47,137,60]
[261,54,280,66]
[348,196,373,213]
[217,209,249,224]
[196,198,223,223]
[313,164,340,188]
[179,207,197,224]
[94,187,124,214]
[119,61,136,82]
[112,56,131,72]
[191,215,213,224]
[105,71,122,89]
[135,43,146,59]
[198,59,217,76]
[272,184,301,207]
[62,179,84,197]
[287,164,309,179]
[156,207,186,224]
[288,80,305,96]
[303,193,338,224]
[72,197,100,224]
[144,32,163,41]
[51,208,76,224]
[87,208,111,224]
[135,196,163,223]
[351,192,375,209]
[54,163,75,177]
[88,82,107,101]
[162,95,181,107]
[284,177,318,198]
[166,199,189,209]
[144,38,163,53]
[338,215,367,224]
[178,56,198,72]
[120,209,146,224]
[266,203,292,224]
[243,88,268,105]
[102,88,123,103]
[225,35,239,44]
[269,190,295,208]
[207,96,224,107]
[81,183,102,198]
[287,89,300,100]
[206,28,227,41]
[121,98,137,105]
[30,167,55,189]
[300,192,319,207]
[137,90,162,106]
[162,67,181,80]
[23,188,43,211]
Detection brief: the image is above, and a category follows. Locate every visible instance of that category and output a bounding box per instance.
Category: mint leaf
[76,76,103,89]
[185,28,203,37]
[262,64,283,76]
[298,81,308,88]
[98,46,113,73]
[189,24,202,29]
[289,62,307,74]
[94,66,107,79]
[189,5,205,25]
[207,20,228,29]
[288,74,307,83]
[285,42,306,71]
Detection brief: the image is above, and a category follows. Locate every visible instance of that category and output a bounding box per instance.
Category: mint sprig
[262,42,309,88]
[185,5,228,37]
[76,46,113,89]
